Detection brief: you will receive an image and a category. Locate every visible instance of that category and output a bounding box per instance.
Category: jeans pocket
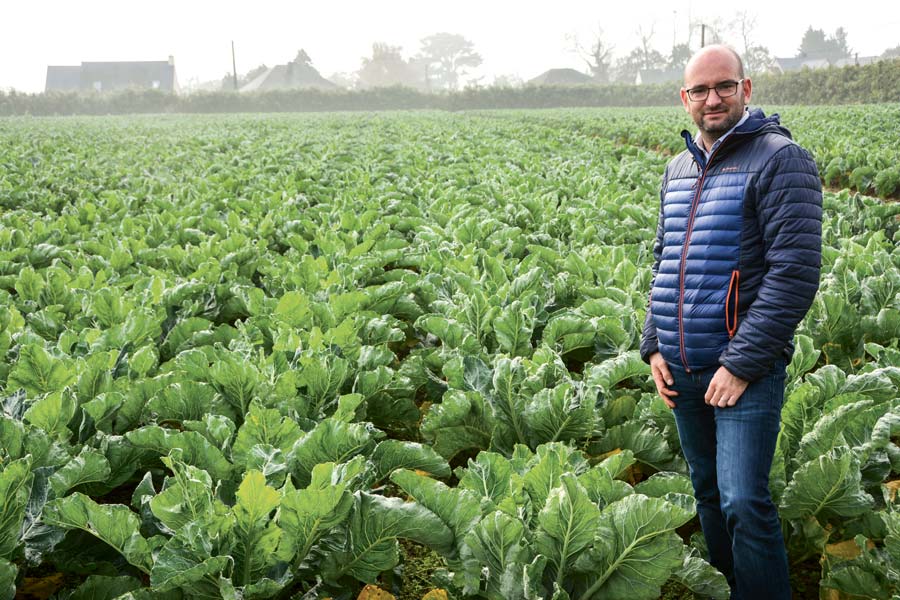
[770,358,788,386]
[729,365,786,423]
[766,361,788,412]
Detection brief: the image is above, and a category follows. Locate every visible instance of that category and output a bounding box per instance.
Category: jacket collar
[680,108,792,170]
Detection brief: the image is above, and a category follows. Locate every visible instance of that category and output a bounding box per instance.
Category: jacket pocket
[725,270,740,338]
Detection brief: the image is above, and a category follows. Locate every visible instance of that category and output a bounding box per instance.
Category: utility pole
[701,24,706,48]
[673,11,678,49]
[231,41,238,91]
[687,0,693,47]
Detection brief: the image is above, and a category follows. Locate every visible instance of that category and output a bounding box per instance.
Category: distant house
[770,57,830,74]
[240,51,338,92]
[636,68,683,85]
[45,57,178,93]
[770,54,879,74]
[527,68,596,86]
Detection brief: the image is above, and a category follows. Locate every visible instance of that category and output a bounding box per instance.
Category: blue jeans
[669,359,790,600]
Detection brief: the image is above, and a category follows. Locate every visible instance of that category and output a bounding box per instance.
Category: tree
[356,43,422,90]
[744,46,774,74]
[798,26,827,57]
[831,27,851,57]
[688,17,727,48]
[567,25,614,83]
[735,11,758,55]
[613,25,666,83]
[221,63,268,90]
[798,26,851,62]
[417,33,482,91]
[668,43,692,70]
[293,49,313,67]
[328,72,358,89]
[733,11,774,74]
[407,55,433,91]
[491,73,523,88]
[614,48,667,83]
[242,64,269,86]
[637,25,661,65]
[283,49,328,88]
[883,45,900,59]
[245,64,269,81]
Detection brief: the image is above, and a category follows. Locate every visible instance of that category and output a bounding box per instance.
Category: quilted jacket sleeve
[640,178,667,364]
[719,143,823,381]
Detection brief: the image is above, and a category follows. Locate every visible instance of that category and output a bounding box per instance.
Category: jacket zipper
[725,269,740,338]
[677,146,721,373]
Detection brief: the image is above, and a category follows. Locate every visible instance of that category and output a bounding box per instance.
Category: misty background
[4,0,899,94]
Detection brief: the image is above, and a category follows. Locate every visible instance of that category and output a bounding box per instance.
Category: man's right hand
[649,352,678,409]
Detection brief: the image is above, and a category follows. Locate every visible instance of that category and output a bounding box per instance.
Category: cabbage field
[0,105,899,600]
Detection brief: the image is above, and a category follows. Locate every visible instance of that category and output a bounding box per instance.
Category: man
[640,45,822,599]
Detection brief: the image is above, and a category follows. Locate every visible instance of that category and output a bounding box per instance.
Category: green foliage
[394,443,725,600]
[0,458,33,560]
[42,493,154,573]
[0,107,896,598]
[0,559,16,600]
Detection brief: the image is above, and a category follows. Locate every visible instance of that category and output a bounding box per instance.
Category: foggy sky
[4,0,898,92]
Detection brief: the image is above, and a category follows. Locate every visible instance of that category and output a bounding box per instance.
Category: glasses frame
[684,79,745,102]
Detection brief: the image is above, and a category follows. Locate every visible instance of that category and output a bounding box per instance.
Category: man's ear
[742,78,752,104]
[680,88,690,111]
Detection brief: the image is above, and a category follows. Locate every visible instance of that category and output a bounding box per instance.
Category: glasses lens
[716,82,738,97]
[688,87,709,101]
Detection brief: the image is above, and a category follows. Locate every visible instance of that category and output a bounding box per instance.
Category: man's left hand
[704,367,749,407]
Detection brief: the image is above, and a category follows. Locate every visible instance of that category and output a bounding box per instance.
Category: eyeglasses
[684,79,744,102]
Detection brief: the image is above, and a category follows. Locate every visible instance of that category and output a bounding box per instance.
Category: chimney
[168,55,175,66]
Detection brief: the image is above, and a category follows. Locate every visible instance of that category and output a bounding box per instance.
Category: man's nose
[705,89,723,105]
[704,88,722,106]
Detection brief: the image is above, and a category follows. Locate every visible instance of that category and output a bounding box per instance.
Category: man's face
[680,50,752,143]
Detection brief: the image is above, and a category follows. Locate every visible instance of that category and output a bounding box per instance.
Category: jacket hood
[734,107,792,138]
[680,107,793,168]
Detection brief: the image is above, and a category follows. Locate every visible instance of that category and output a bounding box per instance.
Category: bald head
[684,45,744,85]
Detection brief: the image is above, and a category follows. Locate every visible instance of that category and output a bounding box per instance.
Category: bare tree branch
[566,26,614,82]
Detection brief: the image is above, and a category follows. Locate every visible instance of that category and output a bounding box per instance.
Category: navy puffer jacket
[640,108,822,382]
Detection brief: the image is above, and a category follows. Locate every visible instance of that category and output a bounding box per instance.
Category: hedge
[1,59,897,116]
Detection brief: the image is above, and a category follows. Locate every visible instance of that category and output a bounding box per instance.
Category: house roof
[637,68,683,85]
[772,57,830,73]
[45,66,81,92]
[240,63,338,92]
[527,68,595,85]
